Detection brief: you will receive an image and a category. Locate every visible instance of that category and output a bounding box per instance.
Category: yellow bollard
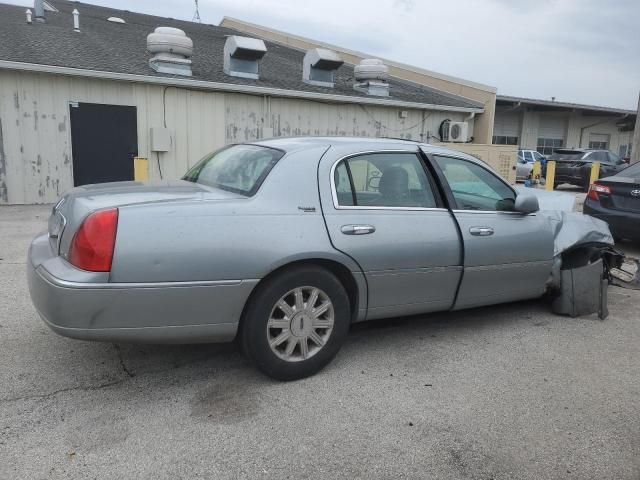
[532,160,541,181]
[545,161,556,191]
[134,157,149,181]
[589,161,600,186]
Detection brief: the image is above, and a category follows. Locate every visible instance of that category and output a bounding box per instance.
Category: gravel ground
[1,205,639,480]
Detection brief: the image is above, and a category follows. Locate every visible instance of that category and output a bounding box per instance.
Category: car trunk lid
[596,176,640,213]
[49,180,243,256]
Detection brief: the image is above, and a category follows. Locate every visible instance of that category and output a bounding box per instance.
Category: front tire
[241,266,350,380]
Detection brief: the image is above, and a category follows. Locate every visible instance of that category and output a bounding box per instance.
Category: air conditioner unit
[444,121,469,143]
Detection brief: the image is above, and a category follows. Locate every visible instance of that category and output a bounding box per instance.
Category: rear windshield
[548,151,588,160]
[620,161,640,177]
[183,145,285,196]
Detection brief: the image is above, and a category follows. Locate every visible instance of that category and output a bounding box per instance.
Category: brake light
[68,208,118,272]
[587,183,611,202]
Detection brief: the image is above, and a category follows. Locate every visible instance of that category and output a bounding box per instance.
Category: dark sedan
[584,161,640,241]
[549,149,627,191]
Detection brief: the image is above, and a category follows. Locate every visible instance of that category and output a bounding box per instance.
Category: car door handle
[469,226,494,236]
[341,224,376,235]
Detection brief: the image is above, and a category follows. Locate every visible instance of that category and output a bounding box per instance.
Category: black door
[70,103,138,186]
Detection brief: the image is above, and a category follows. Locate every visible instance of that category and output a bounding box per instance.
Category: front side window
[334,153,437,208]
[434,156,516,212]
[524,151,534,162]
[183,145,284,196]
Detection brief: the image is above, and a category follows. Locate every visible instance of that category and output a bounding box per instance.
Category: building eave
[497,94,636,116]
[0,60,485,114]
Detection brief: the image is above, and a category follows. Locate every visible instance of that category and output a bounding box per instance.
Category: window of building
[588,133,609,151]
[536,138,563,156]
[589,141,608,150]
[492,135,518,145]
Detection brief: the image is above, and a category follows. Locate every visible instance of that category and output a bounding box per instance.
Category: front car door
[427,152,554,309]
[318,144,462,320]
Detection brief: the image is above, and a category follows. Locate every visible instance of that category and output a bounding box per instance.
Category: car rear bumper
[553,166,586,186]
[27,233,258,344]
[583,200,640,241]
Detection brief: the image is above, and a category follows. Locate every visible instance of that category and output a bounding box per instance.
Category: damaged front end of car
[542,210,635,319]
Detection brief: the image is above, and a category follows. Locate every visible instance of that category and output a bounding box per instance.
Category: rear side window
[183,145,284,196]
[334,153,437,208]
[549,151,586,161]
[434,156,516,211]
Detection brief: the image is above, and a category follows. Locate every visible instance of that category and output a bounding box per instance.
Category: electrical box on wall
[150,127,172,152]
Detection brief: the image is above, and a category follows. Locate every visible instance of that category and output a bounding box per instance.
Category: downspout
[465,111,476,142]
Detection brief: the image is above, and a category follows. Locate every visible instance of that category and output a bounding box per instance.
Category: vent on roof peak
[108,17,126,24]
[223,35,267,80]
[302,48,343,88]
[147,27,193,76]
[353,59,390,97]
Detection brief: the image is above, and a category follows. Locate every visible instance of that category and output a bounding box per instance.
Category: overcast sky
[7,0,640,109]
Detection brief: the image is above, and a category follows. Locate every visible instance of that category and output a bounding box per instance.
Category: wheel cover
[266,286,335,362]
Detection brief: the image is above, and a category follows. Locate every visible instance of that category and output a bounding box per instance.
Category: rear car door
[429,153,554,309]
[318,145,462,320]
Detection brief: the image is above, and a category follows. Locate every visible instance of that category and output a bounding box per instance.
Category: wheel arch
[236,257,366,340]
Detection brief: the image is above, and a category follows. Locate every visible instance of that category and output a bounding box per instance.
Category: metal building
[0,0,485,204]
[493,96,636,157]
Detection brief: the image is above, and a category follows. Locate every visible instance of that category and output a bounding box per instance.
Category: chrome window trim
[451,209,535,216]
[329,149,447,212]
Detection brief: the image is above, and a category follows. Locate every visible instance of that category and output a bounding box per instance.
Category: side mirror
[515,193,539,214]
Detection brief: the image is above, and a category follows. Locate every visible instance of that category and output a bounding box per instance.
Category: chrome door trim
[452,209,535,216]
[329,149,448,212]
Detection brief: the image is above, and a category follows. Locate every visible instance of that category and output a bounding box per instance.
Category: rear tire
[241,265,350,381]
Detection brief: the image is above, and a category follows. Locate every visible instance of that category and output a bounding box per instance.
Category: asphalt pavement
[1,205,639,480]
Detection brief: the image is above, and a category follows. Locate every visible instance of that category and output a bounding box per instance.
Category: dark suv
[548,149,627,191]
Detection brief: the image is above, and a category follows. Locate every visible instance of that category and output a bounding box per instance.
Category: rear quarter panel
[110,146,364,285]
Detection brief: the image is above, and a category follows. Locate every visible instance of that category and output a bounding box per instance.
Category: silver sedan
[29,137,573,379]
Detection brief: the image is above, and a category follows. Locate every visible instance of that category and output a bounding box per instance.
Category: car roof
[250,136,497,173]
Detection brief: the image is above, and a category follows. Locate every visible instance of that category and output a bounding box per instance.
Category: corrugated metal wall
[518,110,633,154]
[0,70,469,204]
[224,94,469,143]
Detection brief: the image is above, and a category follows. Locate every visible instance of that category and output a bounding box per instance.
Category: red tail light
[587,183,610,202]
[69,208,118,272]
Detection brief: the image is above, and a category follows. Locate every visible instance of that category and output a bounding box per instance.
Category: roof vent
[302,48,343,88]
[147,27,193,76]
[223,35,267,79]
[108,17,126,24]
[353,59,390,97]
[34,0,45,22]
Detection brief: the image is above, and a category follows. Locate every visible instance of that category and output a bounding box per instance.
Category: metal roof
[0,0,484,112]
[497,95,636,116]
